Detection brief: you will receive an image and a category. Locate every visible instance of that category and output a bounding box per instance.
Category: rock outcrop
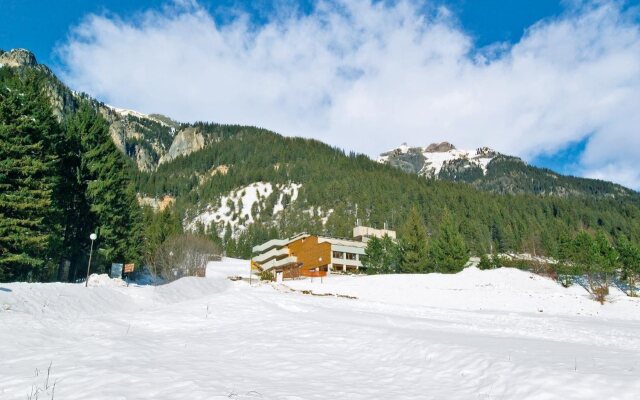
[425,142,456,152]
[0,49,37,68]
[159,127,206,165]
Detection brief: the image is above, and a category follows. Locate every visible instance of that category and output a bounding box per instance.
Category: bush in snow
[260,270,274,281]
[147,233,221,282]
[478,254,492,270]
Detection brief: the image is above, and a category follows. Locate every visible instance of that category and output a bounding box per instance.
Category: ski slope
[1,259,639,399]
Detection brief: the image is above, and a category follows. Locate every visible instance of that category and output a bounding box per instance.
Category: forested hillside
[134,125,640,259]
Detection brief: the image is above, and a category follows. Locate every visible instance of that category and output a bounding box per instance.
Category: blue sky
[2,0,565,66]
[1,1,640,189]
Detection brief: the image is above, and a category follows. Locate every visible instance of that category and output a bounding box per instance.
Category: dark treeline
[133,124,640,260]
[0,68,143,281]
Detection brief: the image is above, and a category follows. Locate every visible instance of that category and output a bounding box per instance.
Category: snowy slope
[285,267,640,319]
[187,182,301,236]
[1,262,640,399]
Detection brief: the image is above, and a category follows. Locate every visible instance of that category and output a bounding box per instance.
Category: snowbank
[0,260,242,319]
[87,273,127,287]
[206,257,249,279]
[285,267,640,319]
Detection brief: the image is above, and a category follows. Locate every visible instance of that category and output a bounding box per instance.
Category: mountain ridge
[378,142,637,198]
[4,48,634,197]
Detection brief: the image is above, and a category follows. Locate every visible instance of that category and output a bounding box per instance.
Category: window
[346,253,357,260]
[333,251,344,259]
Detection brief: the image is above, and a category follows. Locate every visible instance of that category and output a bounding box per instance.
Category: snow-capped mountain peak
[378,142,497,178]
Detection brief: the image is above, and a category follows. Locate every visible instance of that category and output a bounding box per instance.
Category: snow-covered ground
[1,260,639,399]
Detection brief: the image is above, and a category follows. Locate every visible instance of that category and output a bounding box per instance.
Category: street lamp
[85,233,97,287]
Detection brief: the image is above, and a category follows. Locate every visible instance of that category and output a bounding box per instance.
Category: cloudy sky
[2,0,640,189]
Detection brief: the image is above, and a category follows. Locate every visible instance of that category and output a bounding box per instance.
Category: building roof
[318,236,367,248]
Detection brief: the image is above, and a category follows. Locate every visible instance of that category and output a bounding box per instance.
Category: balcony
[253,247,289,263]
[261,256,298,271]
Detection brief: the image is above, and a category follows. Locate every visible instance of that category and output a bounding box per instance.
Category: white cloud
[57,0,640,189]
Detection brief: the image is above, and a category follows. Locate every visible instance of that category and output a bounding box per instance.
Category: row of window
[333,251,359,260]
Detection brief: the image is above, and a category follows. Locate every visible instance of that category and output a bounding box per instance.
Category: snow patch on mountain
[108,105,174,128]
[187,182,302,236]
[419,147,495,176]
[378,142,497,178]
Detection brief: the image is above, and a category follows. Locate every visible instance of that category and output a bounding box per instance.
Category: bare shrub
[147,233,221,282]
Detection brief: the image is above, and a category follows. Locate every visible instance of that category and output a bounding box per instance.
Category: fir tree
[429,209,469,273]
[380,234,401,273]
[398,206,429,273]
[362,236,384,274]
[617,236,640,297]
[0,71,63,281]
[70,103,143,269]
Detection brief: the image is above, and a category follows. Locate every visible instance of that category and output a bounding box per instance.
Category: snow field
[377,144,495,176]
[1,261,639,399]
[188,182,301,237]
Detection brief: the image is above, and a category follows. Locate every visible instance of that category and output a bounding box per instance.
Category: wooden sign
[124,263,135,273]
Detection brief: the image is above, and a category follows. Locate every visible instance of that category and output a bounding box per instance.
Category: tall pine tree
[399,206,429,273]
[429,209,469,273]
[0,70,63,281]
[68,103,143,270]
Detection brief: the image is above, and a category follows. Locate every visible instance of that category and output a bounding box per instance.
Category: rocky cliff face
[97,106,177,171]
[158,127,206,165]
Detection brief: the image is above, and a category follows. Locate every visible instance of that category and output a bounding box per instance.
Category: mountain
[0,49,183,171]
[3,48,640,260]
[378,142,637,198]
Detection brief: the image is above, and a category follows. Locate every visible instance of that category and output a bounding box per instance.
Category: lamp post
[85,233,97,287]
[169,251,175,279]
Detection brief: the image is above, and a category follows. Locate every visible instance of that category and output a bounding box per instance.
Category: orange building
[252,233,368,281]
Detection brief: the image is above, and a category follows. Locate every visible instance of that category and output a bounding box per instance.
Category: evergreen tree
[0,71,63,281]
[429,209,469,273]
[570,231,617,303]
[398,207,429,273]
[617,236,640,297]
[56,103,93,280]
[594,231,618,294]
[380,234,401,273]
[142,206,183,262]
[70,103,143,270]
[362,236,384,274]
[478,254,492,270]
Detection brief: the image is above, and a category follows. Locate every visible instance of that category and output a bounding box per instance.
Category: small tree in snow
[570,231,618,304]
[362,235,401,274]
[617,236,640,297]
[429,210,469,273]
[398,207,430,273]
